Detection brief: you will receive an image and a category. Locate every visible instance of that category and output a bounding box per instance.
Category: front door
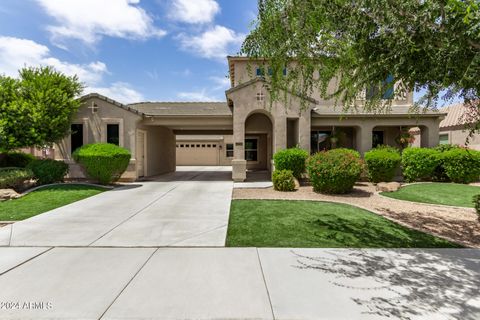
[136,130,146,177]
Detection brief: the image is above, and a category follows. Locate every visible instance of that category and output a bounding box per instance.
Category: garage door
[176,142,219,166]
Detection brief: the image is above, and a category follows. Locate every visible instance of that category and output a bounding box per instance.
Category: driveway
[0,166,233,247]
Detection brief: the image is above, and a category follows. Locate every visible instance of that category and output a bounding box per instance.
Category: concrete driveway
[0,166,233,247]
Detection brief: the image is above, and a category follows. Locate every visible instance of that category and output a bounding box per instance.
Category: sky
[0,0,258,103]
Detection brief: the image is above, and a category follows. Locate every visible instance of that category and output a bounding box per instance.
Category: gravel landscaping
[233,183,480,248]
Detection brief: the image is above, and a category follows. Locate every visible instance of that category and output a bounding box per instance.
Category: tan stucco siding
[440,126,480,150]
[55,96,142,181]
[137,125,176,176]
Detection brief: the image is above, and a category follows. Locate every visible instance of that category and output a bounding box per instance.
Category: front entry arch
[244,112,273,172]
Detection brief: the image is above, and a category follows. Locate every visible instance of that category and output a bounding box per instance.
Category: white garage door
[176,142,219,166]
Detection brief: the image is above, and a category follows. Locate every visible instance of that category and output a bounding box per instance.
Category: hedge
[306,148,363,194]
[72,143,131,184]
[364,146,401,183]
[441,148,480,183]
[0,152,35,168]
[401,147,440,182]
[474,194,480,220]
[0,168,34,191]
[27,159,69,185]
[273,147,309,178]
[272,169,296,191]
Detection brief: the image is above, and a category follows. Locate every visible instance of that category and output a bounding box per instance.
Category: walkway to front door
[0,166,233,247]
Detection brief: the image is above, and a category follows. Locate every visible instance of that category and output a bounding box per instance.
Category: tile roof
[127,102,233,117]
[80,93,145,116]
[312,105,445,117]
[439,103,472,128]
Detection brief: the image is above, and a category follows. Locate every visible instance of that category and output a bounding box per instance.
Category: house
[439,103,480,150]
[54,56,446,181]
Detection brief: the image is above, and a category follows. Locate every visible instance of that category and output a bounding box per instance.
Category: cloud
[178,25,244,60]
[209,75,230,90]
[177,89,221,102]
[0,36,107,85]
[0,36,144,104]
[168,0,220,24]
[88,82,144,103]
[36,0,166,46]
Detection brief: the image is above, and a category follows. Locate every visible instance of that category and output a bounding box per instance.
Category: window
[256,67,287,77]
[439,134,449,145]
[176,144,179,148]
[71,123,83,154]
[196,144,200,148]
[256,92,265,101]
[180,144,184,147]
[226,143,234,158]
[372,131,384,148]
[366,74,395,100]
[107,124,120,145]
[201,144,206,147]
[212,144,217,148]
[245,138,258,161]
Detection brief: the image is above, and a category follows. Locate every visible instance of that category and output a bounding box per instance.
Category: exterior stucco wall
[440,126,480,150]
[137,125,176,176]
[54,96,141,181]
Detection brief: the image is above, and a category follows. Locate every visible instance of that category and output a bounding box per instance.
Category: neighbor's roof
[440,103,473,128]
[127,102,233,117]
[312,105,446,117]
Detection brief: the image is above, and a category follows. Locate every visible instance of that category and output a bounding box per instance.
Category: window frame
[244,138,259,162]
[226,143,234,158]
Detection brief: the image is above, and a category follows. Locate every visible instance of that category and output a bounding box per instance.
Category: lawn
[226,200,460,248]
[0,184,106,221]
[381,183,480,208]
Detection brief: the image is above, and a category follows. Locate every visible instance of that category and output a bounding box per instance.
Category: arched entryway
[244,112,273,172]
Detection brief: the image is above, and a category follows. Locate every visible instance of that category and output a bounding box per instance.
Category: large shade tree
[242,0,480,132]
[0,66,83,151]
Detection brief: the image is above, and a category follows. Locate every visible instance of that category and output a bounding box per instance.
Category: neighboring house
[52,56,446,181]
[439,103,480,150]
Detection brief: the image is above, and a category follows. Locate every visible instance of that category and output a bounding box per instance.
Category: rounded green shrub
[27,159,69,185]
[364,146,401,183]
[73,143,131,184]
[306,148,363,194]
[432,144,462,181]
[0,152,35,168]
[441,148,480,183]
[273,147,309,178]
[401,147,440,182]
[272,169,296,191]
[0,167,34,191]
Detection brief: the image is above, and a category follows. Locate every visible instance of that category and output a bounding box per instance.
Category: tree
[0,66,84,151]
[242,0,480,131]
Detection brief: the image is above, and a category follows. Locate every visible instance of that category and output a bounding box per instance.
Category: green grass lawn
[381,183,480,208]
[226,199,460,248]
[0,184,106,221]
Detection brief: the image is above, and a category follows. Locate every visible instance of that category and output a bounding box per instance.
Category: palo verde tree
[0,66,84,151]
[242,0,480,132]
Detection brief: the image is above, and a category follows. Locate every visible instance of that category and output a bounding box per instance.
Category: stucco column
[420,121,440,148]
[357,125,373,155]
[232,116,247,182]
[274,115,287,154]
[298,113,311,152]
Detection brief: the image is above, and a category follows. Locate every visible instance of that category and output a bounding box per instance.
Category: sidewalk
[0,247,478,319]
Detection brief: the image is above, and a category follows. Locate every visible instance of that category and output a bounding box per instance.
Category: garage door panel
[176,142,219,166]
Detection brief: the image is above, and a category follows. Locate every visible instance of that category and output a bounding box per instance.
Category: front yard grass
[226,200,460,248]
[0,184,106,221]
[381,183,480,208]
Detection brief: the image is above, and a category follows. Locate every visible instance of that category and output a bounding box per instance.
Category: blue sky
[0,0,258,103]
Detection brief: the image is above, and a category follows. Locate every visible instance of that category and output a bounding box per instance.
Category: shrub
[272,169,296,191]
[73,143,131,184]
[474,194,480,220]
[306,148,363,194]
[441,148,480,183]
[273,147,309,178]
[0,168,34,191]
[401,147,440,182]
[364,146,401,183]
[27,159,69,185]
[0,152,35,168]
[432,144,462,181]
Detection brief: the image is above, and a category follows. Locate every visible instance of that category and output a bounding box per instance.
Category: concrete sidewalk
[0,167,233,247]
[0,247,478,319]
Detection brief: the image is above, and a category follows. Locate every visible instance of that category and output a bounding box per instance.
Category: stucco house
[53,56,445,181]
[439,103,480,150]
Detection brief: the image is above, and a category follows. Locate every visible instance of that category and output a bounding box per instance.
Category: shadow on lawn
[293,249,480,319]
